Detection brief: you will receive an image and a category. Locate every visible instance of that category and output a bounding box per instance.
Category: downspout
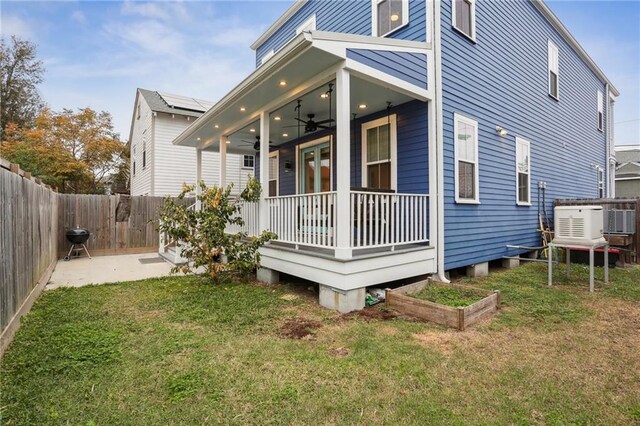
[604,83,610,198]
[432,0,449,283]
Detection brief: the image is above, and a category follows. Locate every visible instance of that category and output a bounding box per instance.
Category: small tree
[158,179,276,281]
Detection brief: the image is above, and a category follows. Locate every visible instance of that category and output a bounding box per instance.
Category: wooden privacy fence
[1,160,59,354]
[56,194,193,257]
[1,157,194,354]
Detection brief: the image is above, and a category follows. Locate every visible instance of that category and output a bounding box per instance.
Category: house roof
[138,89,214,118]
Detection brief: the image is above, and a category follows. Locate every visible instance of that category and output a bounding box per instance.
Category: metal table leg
[548,244,553,287]
[589,248,595,293]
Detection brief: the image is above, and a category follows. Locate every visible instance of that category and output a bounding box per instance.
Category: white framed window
[260,49,275,66]
[296,14,316,35]
[361,114,397,190]
[452,0,476,41]
[597,90,604,131]
[136,102,141,119]
[454,113,479,204]
[515,137,531,206]
[597,166,605,198]
[372,0,409,37]
[268,151,279,197]
[132,145,136,176]
[142,130,147,169]
[242,155,255,169]
[548,40,559,100]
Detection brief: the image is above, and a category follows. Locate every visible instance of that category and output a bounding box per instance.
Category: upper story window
[296,14,316,35]
[454,113,479,204]
[243,155,255,169]
[372,0,409,37]
[362,115,397,190]
[597,90,604,131]
[142,130,147,169]
[132,145,137,176]
[548,40,559,100]
[136,102,141,119]
[516,137,531,206]
[452,0,476,41]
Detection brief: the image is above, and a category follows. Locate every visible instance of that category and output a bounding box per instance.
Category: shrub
[158,178,276,281]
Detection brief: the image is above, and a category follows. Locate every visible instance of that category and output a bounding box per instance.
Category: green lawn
[1,263,639,425]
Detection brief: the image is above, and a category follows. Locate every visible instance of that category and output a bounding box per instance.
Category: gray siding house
[616,146,640,198]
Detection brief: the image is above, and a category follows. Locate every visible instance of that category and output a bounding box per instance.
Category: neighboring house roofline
[616,162,640,170]
[127,89,142,145]
[531,0,618,95]
[615,145,640,152]
[250,0,308,50]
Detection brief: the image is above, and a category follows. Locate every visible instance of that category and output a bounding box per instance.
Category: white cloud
[71,10,86,25]
[120,1,189,23]
[104,20,185,55]
[1,15,33,39]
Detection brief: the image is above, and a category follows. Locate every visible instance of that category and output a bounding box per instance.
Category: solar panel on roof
[157,92,212,112]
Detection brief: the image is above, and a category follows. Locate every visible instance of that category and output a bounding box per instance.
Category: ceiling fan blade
[315,118,335,125]
[317,124,333,130]
[294,117,307,123]
[282,124,303,128]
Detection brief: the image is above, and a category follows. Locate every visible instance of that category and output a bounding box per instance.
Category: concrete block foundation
[502,257,520,269]
[257,267,279,284]
[466,262,489,278]
[319,285,365,313]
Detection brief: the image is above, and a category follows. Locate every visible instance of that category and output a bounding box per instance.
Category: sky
[1,0,639,146]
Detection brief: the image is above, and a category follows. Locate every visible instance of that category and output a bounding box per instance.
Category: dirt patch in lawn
[341,307,397,321]
[278,317,323,340]
[327,347,352,358]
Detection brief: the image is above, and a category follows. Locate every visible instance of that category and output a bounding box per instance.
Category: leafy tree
[0,36,45,137]
[158,179,276,281]
[2,107,126,193]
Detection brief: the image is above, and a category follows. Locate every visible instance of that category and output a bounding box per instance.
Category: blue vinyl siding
[257,100,429,197]
[441,0,608,270]
[346,49,428,89]
[255,0,427,67]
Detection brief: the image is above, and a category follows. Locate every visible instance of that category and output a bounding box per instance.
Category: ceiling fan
[284,99,335,134]
[241,135,272,151]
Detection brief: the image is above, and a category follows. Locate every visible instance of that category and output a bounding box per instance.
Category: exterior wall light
[284,160,292,172]
[496,126,508,137]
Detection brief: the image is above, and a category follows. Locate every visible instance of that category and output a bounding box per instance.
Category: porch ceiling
[174,31,429,155]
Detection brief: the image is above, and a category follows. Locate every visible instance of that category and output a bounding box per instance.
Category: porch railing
[227,200,260,237]
[227,191,430,251]
[350,191,430,249]
[266,192,337,248]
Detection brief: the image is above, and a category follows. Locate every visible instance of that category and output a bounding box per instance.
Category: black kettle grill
[64,228,91,261]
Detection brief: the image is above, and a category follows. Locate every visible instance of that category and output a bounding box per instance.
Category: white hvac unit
[553,206,606,246]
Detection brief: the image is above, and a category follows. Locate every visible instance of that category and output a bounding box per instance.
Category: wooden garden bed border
[385,280,501,330]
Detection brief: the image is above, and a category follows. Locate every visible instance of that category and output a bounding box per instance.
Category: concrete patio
[46,253,174,290]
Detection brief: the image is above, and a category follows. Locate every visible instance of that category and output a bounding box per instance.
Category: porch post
[219,135,227,188]
[335,68,352,259]
[195,148,202,211]
[259,110,270,232]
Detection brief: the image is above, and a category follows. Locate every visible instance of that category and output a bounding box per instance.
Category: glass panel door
[300,142,331,194]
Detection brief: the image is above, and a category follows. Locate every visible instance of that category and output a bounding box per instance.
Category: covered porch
[174,31,438,311]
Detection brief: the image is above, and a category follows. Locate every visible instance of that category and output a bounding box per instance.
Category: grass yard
[409,284,488,307]
[1,263,639,425]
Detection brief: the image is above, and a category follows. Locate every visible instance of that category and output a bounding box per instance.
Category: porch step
[159,246,187,265]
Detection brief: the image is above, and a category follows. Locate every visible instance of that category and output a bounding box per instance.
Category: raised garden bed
[386,280,500,330]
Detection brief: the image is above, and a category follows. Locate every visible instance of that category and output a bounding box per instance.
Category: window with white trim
[516,138,531,205]
[597,166,605,198]
[242,155,255,169]
[454,113,479,203]
[452,0,475,40]
[136,102,141,119]
[548,40,559,99]
[362,115,397,190]
[296,14,316,35]
[372,0,409,37]
[132,145,136,176]
[268,151,279,197]
[597,90,604,131]
[142,130,147,169]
